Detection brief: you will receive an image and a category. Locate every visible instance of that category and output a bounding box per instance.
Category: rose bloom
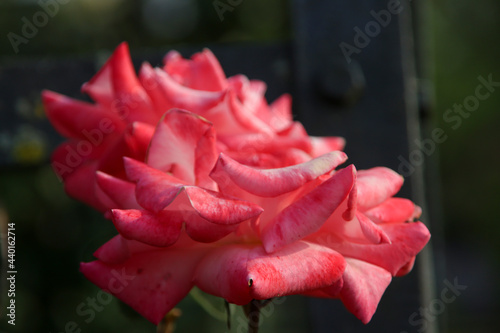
[43,43,344,212]
[44,43,430,325]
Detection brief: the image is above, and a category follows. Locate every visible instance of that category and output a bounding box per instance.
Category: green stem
[189,287,227,321]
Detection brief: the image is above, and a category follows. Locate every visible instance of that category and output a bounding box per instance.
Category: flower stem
[243,299,271,333]
[248,300,261,333]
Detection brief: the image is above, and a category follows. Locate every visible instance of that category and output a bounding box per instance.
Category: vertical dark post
[292,0,437,332]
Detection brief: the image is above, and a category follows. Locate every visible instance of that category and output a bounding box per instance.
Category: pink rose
[43,43,344,212]
[44,43,430,327]
[81,109,428,324]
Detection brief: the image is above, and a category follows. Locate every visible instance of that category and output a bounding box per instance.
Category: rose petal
[81,47,115,107]
[147,109,218,190]
[182,212,238,243]
[224,148,312,169]
[95,133,143,181]
[267,93,293,131]
[61,161,113,212]
[111,209,182,247]
[124,157,187,212]
[395,257,416,277]
[138,62,173,117]
[217,122,312,154]
[181,186,263,225]
[96,171,139,210]
[319,222,430,275]
[309,136,346,157]
[93,234,194,265]
[51,141,90,181]
[93,235,132,264]
[193,241,346,305]
[356,167,404,211]
[125,158,263,227]
[339,258,392,324]
[153,67,225,112]
[227,89,275,135]
[261,165,356,253]
[227,75,265,113]
[364,198,416,224]
[356,212,391,244]
[82,42,156,124]
[124,122,155,157]
[163,49,227,91]
[210,151,348,197]
[80,246,206,324]
[42,90,125,140]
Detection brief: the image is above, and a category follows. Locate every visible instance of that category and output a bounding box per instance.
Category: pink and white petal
[226,90,274,135]
[124,122,155,157]
[147,109,218,189]
[227,75,265,112]
[124,158,186,212]
[356,167,404,211]
[95,134,145,182]
[93,233,196,265]
[227,148,313,169]
[302,276,344,299]
[412,205,422,221]
[322,222,430,275]
[42,90,125,140]
[163,49,227,91]
[268,93,293,131]
[395,257,416,277]
[193,241,346,305]
[339,258,392,324]
[261,165,356,253]
[51,142,86,181]
[96,172,139,210]
[321,278,344,297]
[240,80,268,121]
[216,132,273,152]
[301,289,335,298]
[80,246,207,324]
[109,44,156,124]
[183,214,238,243]
[168,188,256,243]
[81,44,118,107]
[126,158,263,229]
[200,91,264,136]
[62,161,112,212]
[181,186,263,225]
[276,122,313,153]
[309,136,346,157]
[210,151,347,197]
[217,124,311,155]
[364,198,416,224]
[111,209,182,247]
[314,181,388,245]
[82,43,156,124]
[93,235,133,264]
[356,212,391,244]
[139,62,175,116]
[153,67,225,112]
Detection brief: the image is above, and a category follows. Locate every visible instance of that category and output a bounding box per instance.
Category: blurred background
[0,0,498,332]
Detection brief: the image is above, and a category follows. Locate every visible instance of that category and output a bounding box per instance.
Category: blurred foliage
[0,0,290,57]
[430,0,500,332]
[432,0,500,246]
